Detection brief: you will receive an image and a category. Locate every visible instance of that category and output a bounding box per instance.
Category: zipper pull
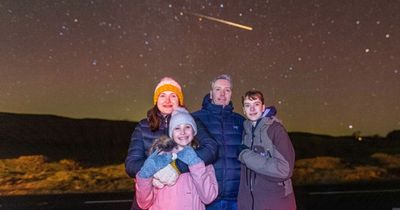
[266,149,272,158]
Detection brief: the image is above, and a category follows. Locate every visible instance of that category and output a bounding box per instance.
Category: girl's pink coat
[135,162,218,210]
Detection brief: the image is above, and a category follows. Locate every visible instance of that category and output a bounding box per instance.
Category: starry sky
[1,0,399,136]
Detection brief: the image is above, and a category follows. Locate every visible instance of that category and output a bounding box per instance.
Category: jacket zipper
[250,124,256,210]
[221,113,226,199]
[164,115,169,134]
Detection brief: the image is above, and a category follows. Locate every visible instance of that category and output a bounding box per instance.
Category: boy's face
[243,96,266,122]
[172,123,194,149]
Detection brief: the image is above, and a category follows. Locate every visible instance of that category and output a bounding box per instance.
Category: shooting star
[186,12,253,31]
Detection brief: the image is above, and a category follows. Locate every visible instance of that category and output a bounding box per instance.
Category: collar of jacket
[151,111,171,130]
[201,93,234,114]
[252,118,263,132]
[245,117,269,134]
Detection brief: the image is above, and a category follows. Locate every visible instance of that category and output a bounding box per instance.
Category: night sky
[1,0,399,136]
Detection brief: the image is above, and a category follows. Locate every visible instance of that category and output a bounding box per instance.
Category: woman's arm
[125,122,147,177]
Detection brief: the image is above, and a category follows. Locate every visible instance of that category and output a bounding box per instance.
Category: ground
[1,153,399,195]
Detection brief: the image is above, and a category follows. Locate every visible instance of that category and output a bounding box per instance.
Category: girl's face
[157,91,179,116]
[243,96,266,122]
[172,124,194,150]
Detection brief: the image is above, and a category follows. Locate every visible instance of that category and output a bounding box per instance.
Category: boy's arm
[239,147,290,180]
[239,123,294,182]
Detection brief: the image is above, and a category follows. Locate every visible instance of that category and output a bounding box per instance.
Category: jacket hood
[201,93,234,113]
[263,106,277,117]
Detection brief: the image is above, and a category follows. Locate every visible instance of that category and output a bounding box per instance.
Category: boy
[237,90,296,210]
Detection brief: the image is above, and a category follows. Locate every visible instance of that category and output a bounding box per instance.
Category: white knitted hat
[169,107,197,138]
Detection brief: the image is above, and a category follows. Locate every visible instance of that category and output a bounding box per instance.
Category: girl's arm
[135,176,156,209]
[190,163,218,204]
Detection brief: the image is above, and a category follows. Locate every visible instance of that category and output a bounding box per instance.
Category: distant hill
[1,112,399,165]
[0,112,136,165]
[289,131,400,164]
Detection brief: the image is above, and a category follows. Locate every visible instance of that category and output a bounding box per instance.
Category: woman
[125,77,218,210]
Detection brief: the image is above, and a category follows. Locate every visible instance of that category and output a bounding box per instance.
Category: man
[192,74,245,210]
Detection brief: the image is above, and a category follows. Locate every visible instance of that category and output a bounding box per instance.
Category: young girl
[135,107,218,210]
[237,90,296,210]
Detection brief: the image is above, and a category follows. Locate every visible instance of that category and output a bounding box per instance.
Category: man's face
[210,79,232,107]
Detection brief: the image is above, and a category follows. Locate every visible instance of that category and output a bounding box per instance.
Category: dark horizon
[1,111,398,138]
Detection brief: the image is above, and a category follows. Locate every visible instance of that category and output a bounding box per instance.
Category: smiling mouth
[176,136,191,141]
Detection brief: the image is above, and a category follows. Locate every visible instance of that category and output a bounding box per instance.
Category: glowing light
[186,12,253,31]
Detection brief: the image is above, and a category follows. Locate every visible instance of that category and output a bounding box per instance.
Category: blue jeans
[206,200,238,210]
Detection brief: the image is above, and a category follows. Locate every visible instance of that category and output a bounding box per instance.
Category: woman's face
[172,124,194,149]
[157,91,179,116]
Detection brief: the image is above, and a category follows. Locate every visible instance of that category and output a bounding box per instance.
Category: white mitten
[152,154,179,188]
[152,177,165,189]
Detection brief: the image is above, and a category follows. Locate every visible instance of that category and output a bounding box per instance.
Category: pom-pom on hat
[169,107,197,138]
[153,77,184,106]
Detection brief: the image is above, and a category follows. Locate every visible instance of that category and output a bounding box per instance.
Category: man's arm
[175,116,218,173]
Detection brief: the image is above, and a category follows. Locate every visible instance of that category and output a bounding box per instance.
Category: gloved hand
[138,151,173,178]
[177,146,202,166]
[237,144,250,156]
[152,177,165,189]
[238,148,251,163]
[152,163,179,188]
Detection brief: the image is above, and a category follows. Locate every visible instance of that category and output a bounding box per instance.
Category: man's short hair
[210,74,233,89]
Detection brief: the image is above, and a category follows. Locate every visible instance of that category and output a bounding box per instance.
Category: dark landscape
[1,112,400,209]
[0,112,136,165]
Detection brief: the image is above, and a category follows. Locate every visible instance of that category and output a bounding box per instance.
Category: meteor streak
[186,12,253,31]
